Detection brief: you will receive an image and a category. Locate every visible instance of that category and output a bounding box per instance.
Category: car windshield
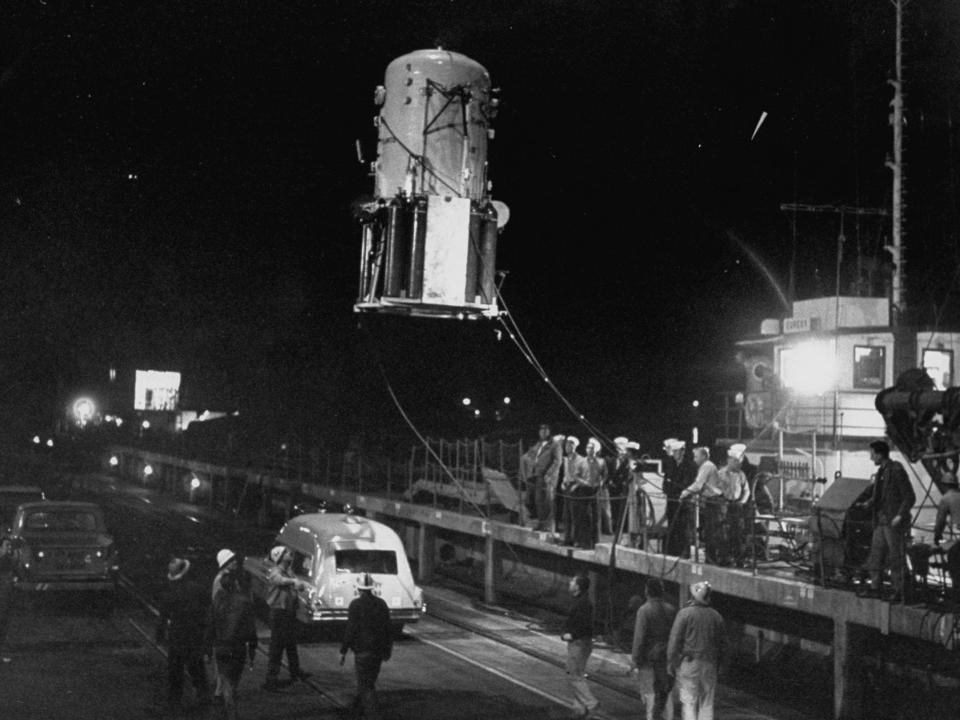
[23,510,101,532]
[334,550,397,574]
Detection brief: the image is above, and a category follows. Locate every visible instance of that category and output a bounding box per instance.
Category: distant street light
[462,397,472,406]
[503,396,511,405]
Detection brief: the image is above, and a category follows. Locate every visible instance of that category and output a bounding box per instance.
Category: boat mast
[885,0,906,324]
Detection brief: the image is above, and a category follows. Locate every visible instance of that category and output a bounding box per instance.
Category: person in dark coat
[662,439,696,557]
[206,564,258,720]
[860,440,916,601]
[562,573,600,719]
[156,556,210,707]
[631,578,677,720]
[340,573,393,720]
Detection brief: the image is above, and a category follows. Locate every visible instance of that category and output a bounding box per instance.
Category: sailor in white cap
[559,436,589,545]
[719,445,751,567]
[605,436,634,540]
[662,438,696,557]
[667,580,727,720]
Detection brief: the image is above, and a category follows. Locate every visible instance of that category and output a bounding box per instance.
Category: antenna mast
[885,0,906,324]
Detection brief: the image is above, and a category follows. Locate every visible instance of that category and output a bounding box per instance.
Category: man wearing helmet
[340,572,393,720]
[667,581,727,720]
[263,545,312,691]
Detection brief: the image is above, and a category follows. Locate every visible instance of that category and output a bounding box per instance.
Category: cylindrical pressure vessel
[374,49,493,201]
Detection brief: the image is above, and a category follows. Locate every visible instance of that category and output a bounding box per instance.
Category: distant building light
[46,438,54,448]
[692,400,700,408]
[503,396,511,405]
[141,420,150,430]
[32,435,40,444]
[473,408,480,417]
[115,417,123,427]
[143,464,154,476]
[462,397,471,406]
[189,476,201,490]
[109,455,119,467]
[280,443,288,451]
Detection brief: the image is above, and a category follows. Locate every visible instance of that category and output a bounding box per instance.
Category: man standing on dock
[861,440,916,602]
[522,423,561,533]
[667,581,726,720]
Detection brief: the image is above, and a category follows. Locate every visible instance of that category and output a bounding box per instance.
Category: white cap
[565,436,580,449]
[664,438,686,452]
[586,437,602,452]
[269,545,286,564]
[613,436,630,450]
[216,549,237,570]
[728,443,747,460]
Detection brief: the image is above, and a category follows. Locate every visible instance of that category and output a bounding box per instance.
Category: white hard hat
[728,443,747,460]
[269,546,286,564]
[691,580,712,603]
[357,572,376,590]
[216,549,237,570]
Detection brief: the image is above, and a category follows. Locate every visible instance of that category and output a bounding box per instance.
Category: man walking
[340,572,394,720]
[561,574,601,719]
[631,578,676,720]
[156,556,210,708]
[860,440,916,601]
[667,581,726,720]
[263,545,312,691]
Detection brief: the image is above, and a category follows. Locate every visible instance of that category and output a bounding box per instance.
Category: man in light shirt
[681,448,725,563]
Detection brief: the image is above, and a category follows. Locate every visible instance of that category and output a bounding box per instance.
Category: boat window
[334,550,398,575]
[853,345,886,389]
[922,349,953,390]
[291,551,313,578]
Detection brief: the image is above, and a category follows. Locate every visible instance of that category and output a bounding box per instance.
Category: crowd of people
[155,546,392,719]
[520,423,774,566]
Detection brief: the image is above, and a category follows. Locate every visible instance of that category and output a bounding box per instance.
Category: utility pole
[885,0,907,324]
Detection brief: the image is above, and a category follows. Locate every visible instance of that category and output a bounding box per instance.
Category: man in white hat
[559,436,589,546]
[719,445,751,567]
[210,548,240,702]
[340,572,393,720]
[263,545,313,691]
[681,449,726,564]
[662,439,696,557]
[521,423,562,532]
[604,437,633,539]
[667,581,726,720]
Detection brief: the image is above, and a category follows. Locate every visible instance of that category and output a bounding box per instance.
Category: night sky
[2,1,959,449]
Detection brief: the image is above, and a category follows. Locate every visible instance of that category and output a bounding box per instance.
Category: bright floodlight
[781,341,836,395]
[73,397,95,424]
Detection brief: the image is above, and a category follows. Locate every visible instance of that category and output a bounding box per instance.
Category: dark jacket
[663,455,696,501]
[631,598,677,666]
[157,577,209,649]
[206,587,258,658]
[564,594,594,642]
[606,454,632,496]
[341,591,393,659]
[863,459,915,526]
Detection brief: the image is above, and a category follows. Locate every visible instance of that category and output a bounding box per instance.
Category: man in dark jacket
[631,578,677,720]
[861,440,916,601]
[561,574,600,719]
[662,439,696,557]
[156,556,210,706]
[340,573,393,720]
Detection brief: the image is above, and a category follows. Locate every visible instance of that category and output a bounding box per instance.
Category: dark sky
[2,1,959,446]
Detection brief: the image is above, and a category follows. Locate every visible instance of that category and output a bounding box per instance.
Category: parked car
[9,501,119,593]
[245,511,424,629]
[0,485,46,536]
